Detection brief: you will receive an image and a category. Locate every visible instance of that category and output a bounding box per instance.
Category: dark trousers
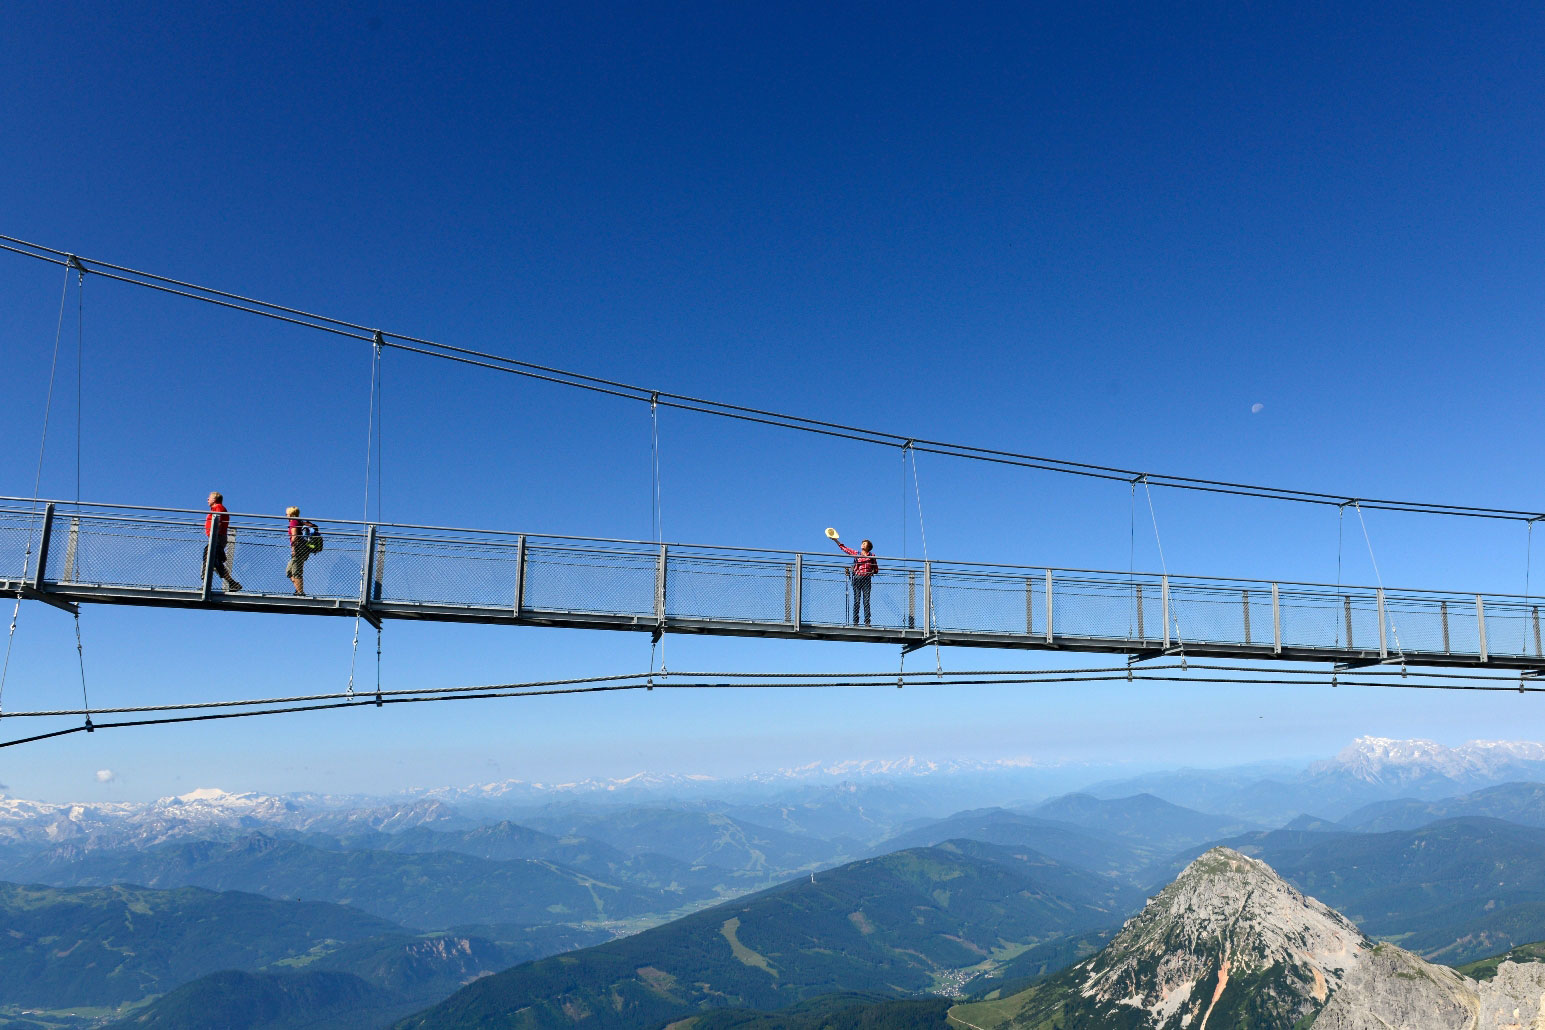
[852,575,872,625]
[203,539,238,589]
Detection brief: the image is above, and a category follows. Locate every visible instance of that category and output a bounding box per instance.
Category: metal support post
[31,503,54,592]
[792,554,802,632]
[907,570,916,629]
[1534,606,1541,657]
[373,534,386,603]
[1343,597,1354,650]
[922,561,932,634]
[1477,595,1488,663]
[200,516,218,602]
[360,525,378,610]
[1271,583,1282,654]
[1044,569,1054,644]
[1024,577,1034,636]
[513,535,526,617]
[1135,583,1145,641]
[63,518,79,583]
[1242,589,1252,645]
[1441,600,1450,653]
[785,562,794,624]
[1161,576,1170,649]
[655,544,668,630]
[1376,589,1387,659]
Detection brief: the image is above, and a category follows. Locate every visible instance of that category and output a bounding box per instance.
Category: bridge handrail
[1,494,1541,604]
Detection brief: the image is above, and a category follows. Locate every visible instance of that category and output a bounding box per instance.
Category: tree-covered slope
[11,832,666,928]
[103,969,401,1030]
[875,809,1150,874]
[0,882,399,1009]
[394,841,1135,1030]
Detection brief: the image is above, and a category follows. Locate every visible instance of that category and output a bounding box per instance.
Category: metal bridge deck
[2,499,1541,672]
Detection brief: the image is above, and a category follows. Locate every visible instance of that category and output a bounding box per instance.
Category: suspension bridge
[3,233,1545,750]
[4,496,1540,672]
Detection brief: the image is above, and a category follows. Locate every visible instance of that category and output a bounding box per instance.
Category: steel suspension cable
[908,443,942,676]
[1143,479,1186,663]
[1353,502,1405,661]
[72,267,93,727]
[648,393,666,679]
[5,665,1541,750]
[347,335,383,698]
[0,265,73,719]
[2,235,1541,524]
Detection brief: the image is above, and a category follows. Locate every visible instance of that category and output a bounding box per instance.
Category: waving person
[829,532,879,626]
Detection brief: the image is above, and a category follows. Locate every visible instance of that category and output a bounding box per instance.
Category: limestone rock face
[1312,945,1474,1029]
[1475,962,1545,1030]
[1057,848,1371,1028]
[953,847,1545,1030]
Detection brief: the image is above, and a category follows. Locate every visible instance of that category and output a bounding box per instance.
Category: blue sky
[2,2,1544,801]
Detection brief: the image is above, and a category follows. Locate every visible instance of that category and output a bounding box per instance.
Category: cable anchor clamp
[66,254,87,280]
[372,330,385,355]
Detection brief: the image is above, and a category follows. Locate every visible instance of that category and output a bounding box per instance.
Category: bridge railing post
[1024,576,1034,636]
[1376,589,1387,659]
[360,524,378,611]
[1534,605,1541,657]
[922,561,932,635]
[1135,583,1145,642]
[1440,600,1450,653]
[513,535,526,618]
[1271,583,1281,654]
[1343,596,1354,649]
[1161,576,1170,649]
[31,502,55,591]
[1476,595,1488,663]
[907,569,916,629]
[1044,569,1054,645]
[200,512,218,602]
[655,545,667,630]
[1242,588,1252,645]
[791,554,802,632]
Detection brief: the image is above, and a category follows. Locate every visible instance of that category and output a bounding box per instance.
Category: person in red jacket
[203,491,242,592]
[831,535,878,626]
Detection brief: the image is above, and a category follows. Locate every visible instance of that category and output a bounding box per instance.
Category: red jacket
[205,504,228,541]
[837,542,878,578]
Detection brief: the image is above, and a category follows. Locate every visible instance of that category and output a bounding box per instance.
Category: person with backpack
[286,506,320,595]
[203,492,242,593]
[829,533,879,626]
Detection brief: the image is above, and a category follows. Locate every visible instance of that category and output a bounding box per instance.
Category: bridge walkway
[2,498,1539,672]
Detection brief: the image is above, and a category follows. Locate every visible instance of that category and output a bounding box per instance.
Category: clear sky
[2,2,1544,801]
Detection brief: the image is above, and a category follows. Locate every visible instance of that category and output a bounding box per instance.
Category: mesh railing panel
[252,526,368,601]
[44,515,210,592]
[1052,578,1145,641]
[931,570,1041,636]
[666,554,793,624]
[799,560,926,629]
[1276,593,1345,650]
[373,534,519,608]
[521,544,656,617]
[0,509,44,581]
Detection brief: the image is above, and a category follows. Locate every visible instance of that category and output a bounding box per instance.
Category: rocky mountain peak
[1067,847,1367,1028]
[956,848,1545,1030]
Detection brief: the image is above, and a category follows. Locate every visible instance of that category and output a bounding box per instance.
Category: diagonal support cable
[1353,502,1406,661]
[1143,478,1187,664]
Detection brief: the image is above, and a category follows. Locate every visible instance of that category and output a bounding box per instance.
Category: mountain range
[394,839,1138,1030]
[15,736,1545,1027]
